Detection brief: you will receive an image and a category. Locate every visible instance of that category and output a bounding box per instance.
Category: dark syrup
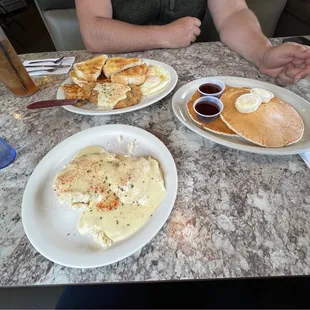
[195,102,219,116]
[199,83,222,94]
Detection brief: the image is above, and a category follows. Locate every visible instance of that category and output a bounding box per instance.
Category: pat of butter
[235,94,262,114]
[250,88,274,103]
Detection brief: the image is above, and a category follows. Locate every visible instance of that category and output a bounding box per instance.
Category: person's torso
[112,0,207,25]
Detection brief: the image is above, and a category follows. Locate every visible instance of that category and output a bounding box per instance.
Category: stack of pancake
[187,85,304,148]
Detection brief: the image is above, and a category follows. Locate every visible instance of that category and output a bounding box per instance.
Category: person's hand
[258,42,310,86]
[161,17,201,49]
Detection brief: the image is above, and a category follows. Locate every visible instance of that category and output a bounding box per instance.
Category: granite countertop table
[1,40,310,286]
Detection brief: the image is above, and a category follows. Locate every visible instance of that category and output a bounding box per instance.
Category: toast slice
[111,64,147,85]
[73,55,108,81]
[103,57,142,78]
[69,70,89,88]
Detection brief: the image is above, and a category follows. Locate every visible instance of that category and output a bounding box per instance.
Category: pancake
[186,90,237,136]
[220,88,304,147]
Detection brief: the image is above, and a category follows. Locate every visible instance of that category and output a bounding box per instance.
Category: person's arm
[208,0,271,68]
[208,0,310,85]
[75,0,201,53]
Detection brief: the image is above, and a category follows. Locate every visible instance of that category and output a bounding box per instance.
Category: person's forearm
[81,17,165,53]
[218,8,272,69]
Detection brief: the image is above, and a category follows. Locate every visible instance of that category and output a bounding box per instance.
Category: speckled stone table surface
[1,40,310,286]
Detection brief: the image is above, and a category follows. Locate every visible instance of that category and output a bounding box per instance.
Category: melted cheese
[94,83,130,109]
[54,146,166,247]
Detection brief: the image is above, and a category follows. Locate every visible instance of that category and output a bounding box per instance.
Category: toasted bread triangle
[73,55,108,82]
[69,71,89,88]
[103,57,142,78]
[111,64,147,85]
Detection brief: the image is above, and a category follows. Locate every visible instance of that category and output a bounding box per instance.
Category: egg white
[140,66,171,96]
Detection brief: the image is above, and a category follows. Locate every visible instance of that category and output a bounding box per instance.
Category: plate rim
[57,58,178,116]
[22,124,178,268]
[172,76,310,155]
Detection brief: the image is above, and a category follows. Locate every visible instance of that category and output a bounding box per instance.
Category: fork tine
[55,56,65,64]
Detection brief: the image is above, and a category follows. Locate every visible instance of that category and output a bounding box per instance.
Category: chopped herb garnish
[116,220,119,225]
[127,224,130,226]
[131,184,134,188]
[100,217,102,220]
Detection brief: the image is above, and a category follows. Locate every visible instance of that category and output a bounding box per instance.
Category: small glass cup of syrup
[193,96,223,123]
[198,80,225,98]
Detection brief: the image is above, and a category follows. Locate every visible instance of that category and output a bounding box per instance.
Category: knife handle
[27,99,76,109]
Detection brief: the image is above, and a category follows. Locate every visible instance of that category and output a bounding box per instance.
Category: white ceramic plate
[57,59,178,116]
[22,125,178,268]
[172,76,310,155]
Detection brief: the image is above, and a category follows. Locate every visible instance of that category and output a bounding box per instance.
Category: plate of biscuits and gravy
[22,125,178,268]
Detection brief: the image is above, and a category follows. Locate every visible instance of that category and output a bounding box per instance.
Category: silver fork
[28,56,65,65]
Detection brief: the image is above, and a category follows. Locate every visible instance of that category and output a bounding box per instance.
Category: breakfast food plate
[172,76,310,155]
[57,59,178,116]
[22,125,178,268]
